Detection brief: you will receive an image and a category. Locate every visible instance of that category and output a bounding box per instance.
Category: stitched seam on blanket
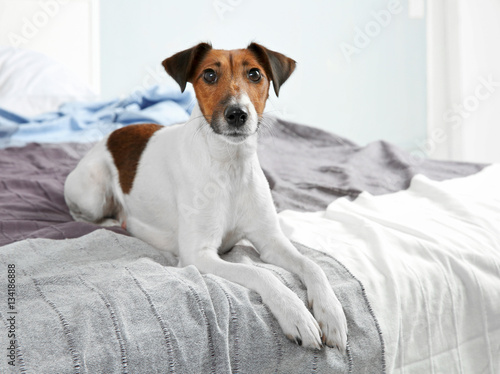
[78,275,129,374]
[346,340,353,373]
[32,277,82,373]
[167,271,217,374]
[125,268,176,373]
[207,278,241,374]
[233,264,286,372]
[257,294,284,374]
[292,240,386,374]
[311,349,319,373]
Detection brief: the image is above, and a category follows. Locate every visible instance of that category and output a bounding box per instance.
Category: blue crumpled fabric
[0,84,195,148]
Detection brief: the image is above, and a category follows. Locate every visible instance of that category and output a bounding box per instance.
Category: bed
[1,47,499,374]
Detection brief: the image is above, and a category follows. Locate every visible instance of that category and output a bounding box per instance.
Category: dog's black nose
[224,106,248,127]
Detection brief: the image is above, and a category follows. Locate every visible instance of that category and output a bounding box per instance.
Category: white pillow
[0,46,96,117]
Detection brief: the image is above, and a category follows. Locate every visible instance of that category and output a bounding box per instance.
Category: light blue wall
[100,0,426,150]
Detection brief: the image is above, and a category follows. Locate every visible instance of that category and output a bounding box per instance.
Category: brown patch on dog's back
[107,124,162,194]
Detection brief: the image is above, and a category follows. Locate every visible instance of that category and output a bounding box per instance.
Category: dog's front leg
[178,237,323,349]
[246,219,348,351]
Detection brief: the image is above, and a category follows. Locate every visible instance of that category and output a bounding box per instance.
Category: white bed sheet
[279,165,500,373]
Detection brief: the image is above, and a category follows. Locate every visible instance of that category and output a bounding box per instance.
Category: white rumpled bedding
[279,164,500,373]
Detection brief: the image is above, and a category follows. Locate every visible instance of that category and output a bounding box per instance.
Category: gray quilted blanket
[0,230,382,373]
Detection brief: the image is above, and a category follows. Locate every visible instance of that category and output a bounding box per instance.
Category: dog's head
[162,43,296,143]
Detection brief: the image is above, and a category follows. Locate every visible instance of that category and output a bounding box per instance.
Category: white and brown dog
[64,43,347,350]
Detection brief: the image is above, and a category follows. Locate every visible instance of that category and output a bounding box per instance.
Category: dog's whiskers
[258,117,278,147]
[191,124,204,144]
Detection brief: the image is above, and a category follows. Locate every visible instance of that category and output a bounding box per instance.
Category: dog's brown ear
[247,43,296,96]
[162,42,212,92]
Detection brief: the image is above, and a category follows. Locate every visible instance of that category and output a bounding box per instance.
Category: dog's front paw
[266,293,323,350]
[309,287,348,352]
[282,306,323,350]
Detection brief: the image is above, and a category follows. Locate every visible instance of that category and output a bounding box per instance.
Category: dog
[64,43,348,350]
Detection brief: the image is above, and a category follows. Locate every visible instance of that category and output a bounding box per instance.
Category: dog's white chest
[182,159,259,251]
[121,127,263,255]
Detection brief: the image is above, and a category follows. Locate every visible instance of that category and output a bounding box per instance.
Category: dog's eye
[248,68,261,82]
[203,69,217,84]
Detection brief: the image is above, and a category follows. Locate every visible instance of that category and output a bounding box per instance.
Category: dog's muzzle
[209,103,257,143]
